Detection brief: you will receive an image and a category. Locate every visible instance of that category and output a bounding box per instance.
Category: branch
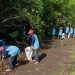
[2,16,20,23]
[0,8,13,15]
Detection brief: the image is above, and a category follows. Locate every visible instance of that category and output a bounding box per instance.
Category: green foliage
[9,31,19,38]
[1,0,75,40]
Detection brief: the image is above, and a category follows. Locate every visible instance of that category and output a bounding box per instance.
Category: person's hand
[31,45,33,49]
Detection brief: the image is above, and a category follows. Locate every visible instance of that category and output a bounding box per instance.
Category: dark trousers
[8,55,18,69]
[34,50,39,62]
[0,52,2,57]
[3,50,18,69]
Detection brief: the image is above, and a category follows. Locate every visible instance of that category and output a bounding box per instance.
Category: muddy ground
[0,38,75,75]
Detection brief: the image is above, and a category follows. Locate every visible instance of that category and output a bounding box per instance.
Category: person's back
[73,28,75,37]
[66,26,69,34]
[68,26,73,38]
[51,27,56,40]
[70,27,73,34]
[4,45,20,57]
[52,27,56,35]
[32,34,39,50]
[58,27,63,39]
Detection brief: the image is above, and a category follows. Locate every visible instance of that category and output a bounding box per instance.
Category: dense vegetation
[0,0,75,40]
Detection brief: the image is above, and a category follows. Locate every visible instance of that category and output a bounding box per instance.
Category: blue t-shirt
[4,45,20,57]
[73,28,75,36]
[70,27,73,34]
[31,34,39,50]
[51,28,56,35]
[58,29,63,36]
[66,26,69,33]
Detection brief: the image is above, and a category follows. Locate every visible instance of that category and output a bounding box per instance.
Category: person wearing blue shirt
[58,27,63,39]
[0,44,20,72]
[68,26,73,38]
[73,28,75,37]
[28,29,39,64]
[51,26,56,40]
[65,26,69,34]
[65,26,70,38]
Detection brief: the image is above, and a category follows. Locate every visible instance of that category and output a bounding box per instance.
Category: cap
[28,29,34,34]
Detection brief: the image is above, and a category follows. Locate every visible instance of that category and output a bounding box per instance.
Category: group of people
[0,29,40,72]
[51,25,75,40]
[1,25,74,72]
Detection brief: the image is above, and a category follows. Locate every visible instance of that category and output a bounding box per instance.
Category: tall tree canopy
[0,0,75,39]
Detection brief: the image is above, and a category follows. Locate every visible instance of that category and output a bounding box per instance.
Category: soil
[0,38,75,75]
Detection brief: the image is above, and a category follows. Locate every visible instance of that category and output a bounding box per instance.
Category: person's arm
[31,35,35,46]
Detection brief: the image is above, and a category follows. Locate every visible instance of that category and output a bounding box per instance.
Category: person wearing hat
[0,40,5,60]
[0,44,20,72]
[28,29,39,64]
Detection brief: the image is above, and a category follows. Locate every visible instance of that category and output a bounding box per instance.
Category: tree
[0,0,75,40]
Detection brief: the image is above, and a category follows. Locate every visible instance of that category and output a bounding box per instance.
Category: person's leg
[6,56,14,72]
[6,55,18,72]
[65,33,67,38]
[12,55,18,68]
[34,50,39,62]
[71,34,73,38]
[8,56,14,69]
[53,35,55,40]
[0,52,2,60]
